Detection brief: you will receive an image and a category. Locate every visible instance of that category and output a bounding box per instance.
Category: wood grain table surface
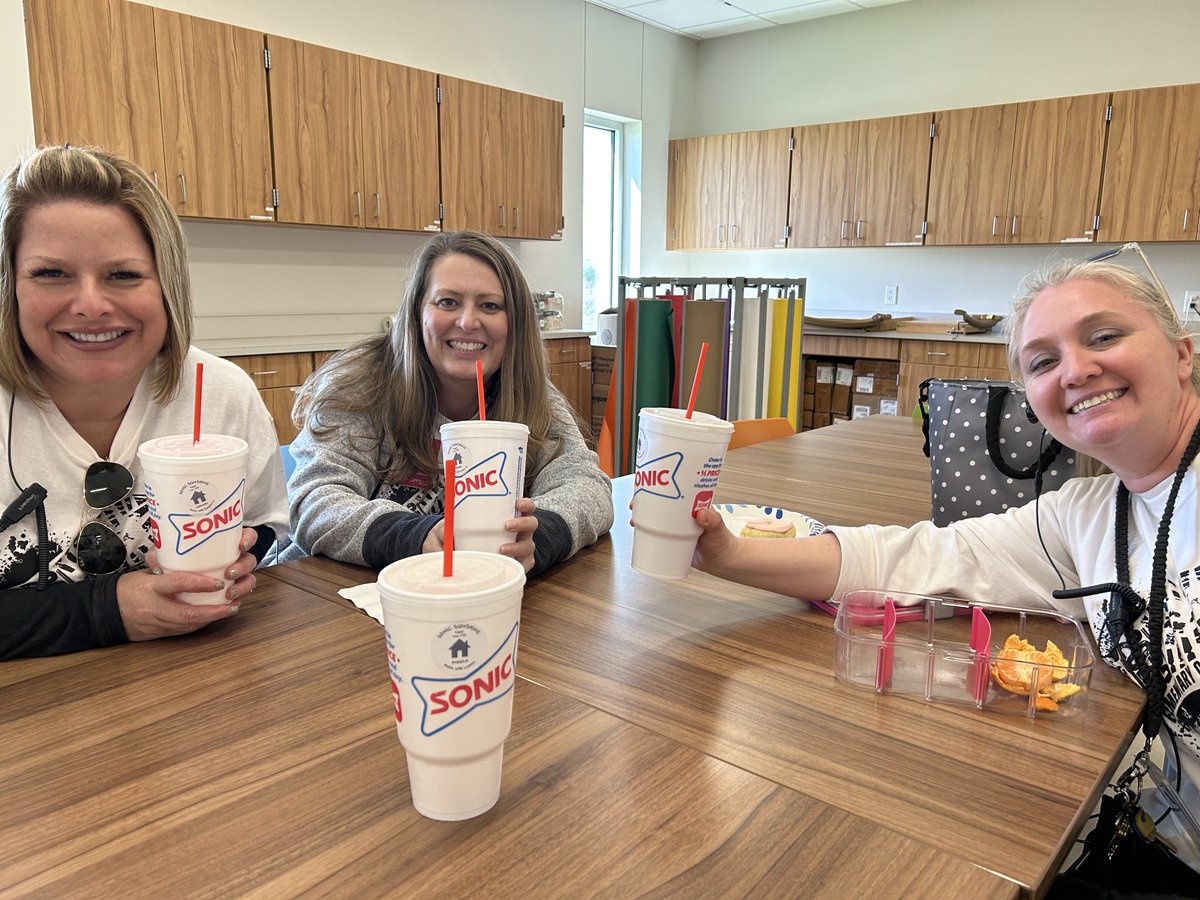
[0,560,1013,898]
[0,416,1134,898]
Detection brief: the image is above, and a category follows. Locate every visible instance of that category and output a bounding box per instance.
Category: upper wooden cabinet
[26,0,274,222]
[25,0,562,240]
[1100,83,1200,243]
[267,37,440,231]
[666,128,791,250]
[153,9,274,221]
[25,0,166,186]
[789,113,931,247]
[439,76,563,240]
[926,93,1108,245]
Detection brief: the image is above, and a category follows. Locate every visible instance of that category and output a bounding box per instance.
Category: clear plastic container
[834,589,1094,719]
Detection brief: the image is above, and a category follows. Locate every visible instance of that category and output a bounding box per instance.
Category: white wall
[640,0,1200,320]
[1,0,697,353]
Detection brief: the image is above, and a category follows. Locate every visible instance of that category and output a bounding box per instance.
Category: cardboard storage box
[814,363,835,413]
[832,364,855,415]
[591,344,615,385]
[851,394,901,419]
[852,359,900,398]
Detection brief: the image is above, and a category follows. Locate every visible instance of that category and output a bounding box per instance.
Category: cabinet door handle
[856,219,864,240]
[991,215,998,236]
[840,220,848,240]
[499,205,506,228]
[926,351,949,358]
[151,171,159,190]
[374,192,381,220]
[1184,209,1191,233]
[1010,215,1018,237]
[178,174,188,205]
[354,191,362,219]
[717,224,725,244]
[731,224,738,244]
[250,370,279,377]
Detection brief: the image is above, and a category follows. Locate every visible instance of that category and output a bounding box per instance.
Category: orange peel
[989,634,1079,712]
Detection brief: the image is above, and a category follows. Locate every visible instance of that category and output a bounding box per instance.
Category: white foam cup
[439,420,529,553]
[378,551,526,821]
[630,408,734,580]
[137,433,248,604]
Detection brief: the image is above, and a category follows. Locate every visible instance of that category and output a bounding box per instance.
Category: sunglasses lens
[84,461,134,509]
[77,521,127,575]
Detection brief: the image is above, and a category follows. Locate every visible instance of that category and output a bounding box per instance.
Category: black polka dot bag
[918,378,1077,526]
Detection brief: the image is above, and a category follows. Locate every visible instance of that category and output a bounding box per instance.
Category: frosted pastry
[739,518,797,539]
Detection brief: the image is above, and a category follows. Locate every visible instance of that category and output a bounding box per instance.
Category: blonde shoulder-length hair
[0,144,192,403]
[294,230,558,484]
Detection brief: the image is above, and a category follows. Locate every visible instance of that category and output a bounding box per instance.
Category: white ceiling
[588,0,912,40]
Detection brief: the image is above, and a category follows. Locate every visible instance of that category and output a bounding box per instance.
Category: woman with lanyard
[680,258,1200,894]
[0,145,288,659]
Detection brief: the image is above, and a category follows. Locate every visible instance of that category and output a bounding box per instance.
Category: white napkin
[338,583,384,624]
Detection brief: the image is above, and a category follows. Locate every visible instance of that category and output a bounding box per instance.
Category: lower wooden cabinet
[544,336,592,424]
[897,340,1009,415]
[226,351,315,445]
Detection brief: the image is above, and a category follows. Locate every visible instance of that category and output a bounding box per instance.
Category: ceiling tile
[625,0,745,29]
[684,15,775,38]
[763,0,861,24]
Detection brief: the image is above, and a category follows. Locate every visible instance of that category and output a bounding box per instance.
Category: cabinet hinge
[929,121,936,139]
[562,114,565,128]
[1105,103,1112,122]
[436,84,442,104]
[263,48,271,69]
[1093,214,1101,231]
[272,187,279,207]
[561,215,565,230]
[921,220,928,236]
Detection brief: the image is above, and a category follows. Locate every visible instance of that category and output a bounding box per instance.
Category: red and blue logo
[411,621,520,737]
[452,451,513,508]
[166,480,245,556]
[633,451,683,500]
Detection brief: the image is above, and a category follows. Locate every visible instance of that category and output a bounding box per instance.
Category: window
[582,117,619,332]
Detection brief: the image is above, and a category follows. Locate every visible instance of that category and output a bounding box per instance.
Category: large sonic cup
[439,420,529,553]
[378,551,526,821]
[631,408,734,580]
[137,433,248,604]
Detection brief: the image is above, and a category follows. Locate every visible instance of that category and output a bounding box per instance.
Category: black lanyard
[1111,417,1200,741]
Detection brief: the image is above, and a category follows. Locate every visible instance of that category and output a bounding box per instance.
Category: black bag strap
[918,378,933,457]
[984,383,1063,479]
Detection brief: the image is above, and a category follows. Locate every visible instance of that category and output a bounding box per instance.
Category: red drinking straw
[193,362,204,444]
[443,458,455,577]
[475,360,486,421]
[685,342,709,419]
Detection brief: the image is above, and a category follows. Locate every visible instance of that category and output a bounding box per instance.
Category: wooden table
[1,417,1140,898]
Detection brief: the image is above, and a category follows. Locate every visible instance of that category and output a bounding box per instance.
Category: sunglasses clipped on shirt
[74,461,135,575]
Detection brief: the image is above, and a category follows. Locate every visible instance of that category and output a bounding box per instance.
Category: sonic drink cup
[439,420,529,553]
[378,551,526,821]
[631,408,734,580]
[137,434,248,604]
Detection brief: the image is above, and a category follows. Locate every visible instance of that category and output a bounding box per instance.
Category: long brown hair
[294,230,557,482]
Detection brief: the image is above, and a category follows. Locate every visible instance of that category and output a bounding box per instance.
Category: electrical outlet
[1185,290,1200,324]
[884,284,899,306]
